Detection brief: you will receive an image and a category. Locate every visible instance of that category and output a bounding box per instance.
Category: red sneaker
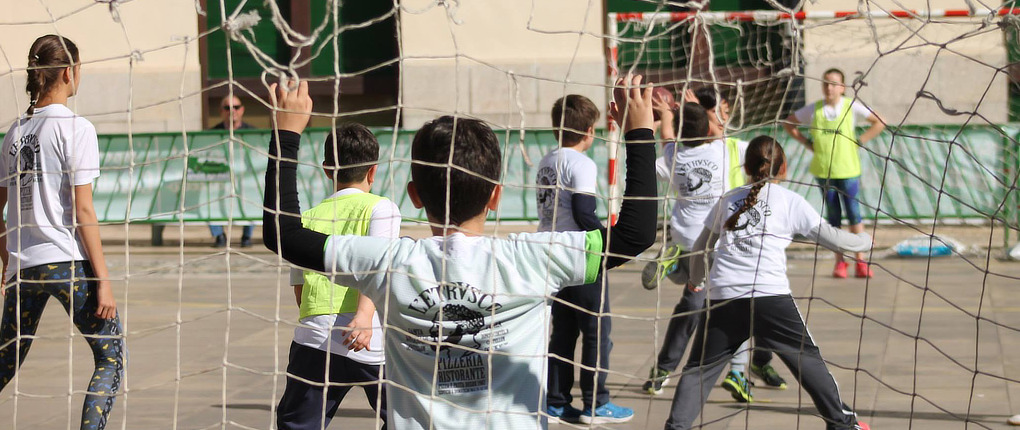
[833,260,848,278]
[855,421,871,430]
[855,261,873,278]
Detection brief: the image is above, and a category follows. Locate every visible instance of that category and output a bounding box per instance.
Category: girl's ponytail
[25,35,79,117]
[724,135,787,230]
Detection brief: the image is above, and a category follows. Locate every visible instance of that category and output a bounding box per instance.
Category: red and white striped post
[607,15,621,226]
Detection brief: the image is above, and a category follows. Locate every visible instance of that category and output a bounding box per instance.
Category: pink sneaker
[833,260,848,278]
[855,261,873,278]
[855,421,871,430]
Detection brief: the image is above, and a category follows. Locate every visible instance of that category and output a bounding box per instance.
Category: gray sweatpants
[654,279,749,374]
[664,295,858,430]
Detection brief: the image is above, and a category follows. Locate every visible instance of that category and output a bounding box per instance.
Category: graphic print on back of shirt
[406,281,507,395]
[676,159,719,203]
[8,134,41,210]
[536,165,557,221]
[727,198,772,255]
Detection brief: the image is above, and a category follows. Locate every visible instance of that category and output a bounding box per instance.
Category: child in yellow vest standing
[783,68,885,279]
[277,123,401,430]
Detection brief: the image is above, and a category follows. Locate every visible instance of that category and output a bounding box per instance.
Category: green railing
[3,125,1017,231]
[85,128,611,224]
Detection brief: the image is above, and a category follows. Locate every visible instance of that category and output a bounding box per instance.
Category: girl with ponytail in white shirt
[664,136,870,430]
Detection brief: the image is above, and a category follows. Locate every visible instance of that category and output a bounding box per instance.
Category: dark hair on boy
[410,116,502,225]
[551,95,600,147]
[693,87,719,111]
[323,123,380,185]
[26,35,79,116]
[725,135,787,230]
[823,68,845,84]
[676,103,711,147]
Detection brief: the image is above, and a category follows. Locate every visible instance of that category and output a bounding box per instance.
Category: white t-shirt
[664,139,747,249]
[323,230,598,429]
[0,104,100,279]
[288,188,401,365]
[793,98,873,125]
[704,183,825,300]
[536,147,597,232]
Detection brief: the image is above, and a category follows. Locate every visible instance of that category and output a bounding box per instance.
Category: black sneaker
[750,363,787,389]
[240,237,253,248]
[212,234,227,248]
[641,367,671,395]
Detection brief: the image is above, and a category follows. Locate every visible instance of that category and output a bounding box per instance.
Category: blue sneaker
[546,404,582,423]
[579,402,634,424]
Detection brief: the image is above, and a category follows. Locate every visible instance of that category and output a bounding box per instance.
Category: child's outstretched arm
[263,81,328,272]
[807,224,871,255]
[601,74,659,269]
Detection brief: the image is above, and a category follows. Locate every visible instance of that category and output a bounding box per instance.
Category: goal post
[605,7,1020,233]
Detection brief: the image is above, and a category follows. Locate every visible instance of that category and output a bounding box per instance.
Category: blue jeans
[209,224,253,239]
[547,277,612,410]
[816,177,862,227]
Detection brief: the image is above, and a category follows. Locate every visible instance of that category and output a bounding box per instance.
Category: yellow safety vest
[809,98,861,179]
[725,137,746,190]
[299,192,385,319]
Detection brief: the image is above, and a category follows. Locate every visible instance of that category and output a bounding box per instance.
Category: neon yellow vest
[809,98,861,179]
[299,192,385,319]
[725,137,746,190]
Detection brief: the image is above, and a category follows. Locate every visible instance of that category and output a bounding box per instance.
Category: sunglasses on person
[222,104,243,111]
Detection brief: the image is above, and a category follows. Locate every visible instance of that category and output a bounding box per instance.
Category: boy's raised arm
[263,81,329,272]
[601,75,658,269]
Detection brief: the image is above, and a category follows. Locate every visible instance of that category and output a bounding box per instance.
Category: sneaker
[240,237,253,248]
[833,260,848,278]
[1009,414,1020,426]
[546,404,582,423]
[720,371,753,403]
[212,234,227,248]
[750,363,787,390]
[854,260,873,278]
[579,402,634,424]
[855,421,871,430]
[642,367,671,395]
[641,244,683,290]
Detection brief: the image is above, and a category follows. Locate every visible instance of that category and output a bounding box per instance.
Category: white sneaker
[1008,414,1020,426]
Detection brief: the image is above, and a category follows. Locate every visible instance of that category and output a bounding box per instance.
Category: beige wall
[0,0,202,133]
[801,0,1008,125]
[399,0,607,129]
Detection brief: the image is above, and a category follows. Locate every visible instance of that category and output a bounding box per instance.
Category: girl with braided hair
[0,35,124,430]
[664,136,872,430]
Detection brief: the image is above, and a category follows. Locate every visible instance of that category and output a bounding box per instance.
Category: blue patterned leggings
[0,261,124,430]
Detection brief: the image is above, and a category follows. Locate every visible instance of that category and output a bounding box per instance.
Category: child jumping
[0,35,124,430]
[276,123,401,429]
[664,135,871,430]
[640,102,755,403]
[263,75,657,429]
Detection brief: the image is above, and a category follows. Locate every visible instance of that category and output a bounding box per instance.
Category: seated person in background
[210,94,254,247]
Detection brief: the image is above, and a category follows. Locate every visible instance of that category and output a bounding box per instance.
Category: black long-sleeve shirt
[263,128,658,272]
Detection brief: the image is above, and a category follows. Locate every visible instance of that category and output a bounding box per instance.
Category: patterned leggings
[0,261,124,430]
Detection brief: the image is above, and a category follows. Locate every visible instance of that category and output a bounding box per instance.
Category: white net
[0,1,1019,429]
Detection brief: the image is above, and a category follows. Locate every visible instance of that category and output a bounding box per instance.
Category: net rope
[0,0,1019,429]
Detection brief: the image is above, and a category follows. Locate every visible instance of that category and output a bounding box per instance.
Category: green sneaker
[750,363,788,390]
[641,244,683,290]
[720,371,753,403]
[641,367,671,395]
